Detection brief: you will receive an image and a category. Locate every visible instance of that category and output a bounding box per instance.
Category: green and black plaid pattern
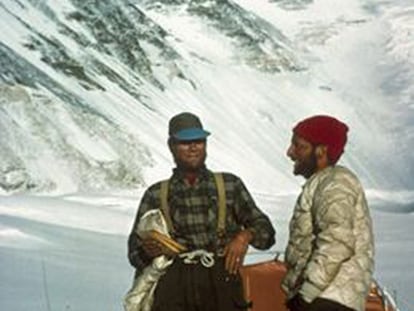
[128,168,275,274]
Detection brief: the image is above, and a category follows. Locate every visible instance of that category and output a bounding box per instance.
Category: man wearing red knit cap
[282,115,375,311]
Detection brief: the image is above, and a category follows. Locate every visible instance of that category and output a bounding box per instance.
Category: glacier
[0,0,414,310]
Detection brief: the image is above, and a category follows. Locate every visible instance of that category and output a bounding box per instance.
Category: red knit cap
[293,115,349,164]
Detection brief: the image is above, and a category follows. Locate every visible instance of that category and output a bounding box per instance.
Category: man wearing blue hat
[127,112,275,311]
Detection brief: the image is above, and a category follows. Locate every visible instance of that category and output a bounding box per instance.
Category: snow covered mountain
[1,1,414,310]
[0,0,414,198]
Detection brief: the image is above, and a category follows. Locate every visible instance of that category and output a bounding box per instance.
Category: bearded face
[170,139,207,172]
[287,134,318,179]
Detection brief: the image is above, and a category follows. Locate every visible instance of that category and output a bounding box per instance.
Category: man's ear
[315,145,328,160]
[315,145,329,169]
[168,137,175,153]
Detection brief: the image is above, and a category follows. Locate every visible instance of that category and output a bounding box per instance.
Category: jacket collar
[302,165,334,189]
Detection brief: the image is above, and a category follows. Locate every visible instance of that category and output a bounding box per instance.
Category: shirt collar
[171,165,210,186]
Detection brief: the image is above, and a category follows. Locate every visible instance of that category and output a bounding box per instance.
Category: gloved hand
[286,294,310,311]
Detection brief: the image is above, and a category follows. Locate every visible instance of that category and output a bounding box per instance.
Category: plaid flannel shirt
[128,167,275,274]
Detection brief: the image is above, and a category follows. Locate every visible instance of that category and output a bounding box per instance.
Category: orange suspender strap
[159,173,226,236]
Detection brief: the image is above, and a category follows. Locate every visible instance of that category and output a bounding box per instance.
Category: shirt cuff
[299,281,321,303]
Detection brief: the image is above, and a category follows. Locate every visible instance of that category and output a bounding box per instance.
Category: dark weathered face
[170,139,207,171]
[286,134,317,179]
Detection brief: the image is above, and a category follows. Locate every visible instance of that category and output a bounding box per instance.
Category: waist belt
[178,250,215,268]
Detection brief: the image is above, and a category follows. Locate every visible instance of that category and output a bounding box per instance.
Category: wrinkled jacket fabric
[124,210,173,311]
[282,166,375,311]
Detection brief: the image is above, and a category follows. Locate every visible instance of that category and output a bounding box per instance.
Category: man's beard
[294,149,317,179]
[174,152,207,172]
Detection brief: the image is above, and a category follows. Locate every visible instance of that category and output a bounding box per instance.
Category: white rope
[179,250,215,268]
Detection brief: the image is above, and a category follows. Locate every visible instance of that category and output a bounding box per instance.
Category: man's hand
[141,237,164,258]
[286,295,310,311]
[223,229,253,274]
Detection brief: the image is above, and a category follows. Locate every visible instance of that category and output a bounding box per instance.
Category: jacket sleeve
[233,176,276,250]
[299,176,358,302]
[127,187,158,274]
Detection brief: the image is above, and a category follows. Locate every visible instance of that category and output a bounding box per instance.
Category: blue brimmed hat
[168,112,210,141]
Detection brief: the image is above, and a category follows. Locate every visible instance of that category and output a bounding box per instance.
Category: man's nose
[286,144,294,158]
[188,142,198,150]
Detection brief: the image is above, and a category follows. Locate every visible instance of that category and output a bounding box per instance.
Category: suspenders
[213,173,227,239]
[160,180,175,234]
[159,172,227,244]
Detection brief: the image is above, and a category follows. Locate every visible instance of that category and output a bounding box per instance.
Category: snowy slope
[0,192,411,311]
[0,0,413,194]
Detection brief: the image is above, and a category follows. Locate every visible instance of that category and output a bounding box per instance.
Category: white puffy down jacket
[282,166,375,311]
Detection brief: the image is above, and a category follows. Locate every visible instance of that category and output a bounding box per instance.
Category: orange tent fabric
[240,260,395,311]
